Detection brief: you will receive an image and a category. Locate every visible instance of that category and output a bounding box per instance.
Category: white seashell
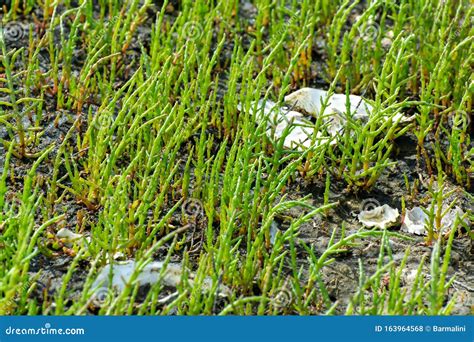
[440,206,469,233]
[284,87,414,129]
[401,207,428,235]
[270,221,280,245]
[92,260,230,297]
[238,88,414,152]
[284,88,373,120]
[401,205,469,235]
[56,228,83,245]
[358,204,399,229]
[242,100,335,150]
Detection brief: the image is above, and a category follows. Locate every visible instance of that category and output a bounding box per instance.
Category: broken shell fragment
[238,88,414,152]
[270,221,280,246]
[91,260,230,300]
[401,206,469,235]
[56,228,83,246]
[244,100,327,150]
[285,87,414,124]
[358,204,399,229]
[284,87,373,120]
[401,207,428,235]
